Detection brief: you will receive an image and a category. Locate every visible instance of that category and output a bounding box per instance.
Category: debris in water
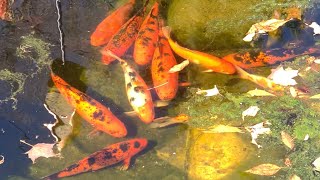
[245,163,283,176]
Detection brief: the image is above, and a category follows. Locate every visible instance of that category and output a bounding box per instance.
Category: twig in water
[55,0,65,65]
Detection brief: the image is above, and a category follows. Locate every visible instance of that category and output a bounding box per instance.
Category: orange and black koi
[133,2,159,65]
[101,0,149,65]
[151,19,178,100]
[103,50,155,124]
[0,0,8,20]
[161,26,236,74]
[90,0,136,46]
[42,138,148,180]
[51,73,127,137]
[222,46,320,69]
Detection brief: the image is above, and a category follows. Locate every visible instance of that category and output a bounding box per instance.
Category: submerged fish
[133,2,159,65]
[90,0,136,46]
[101,0,149,65]
[42,138,148,179]
[222,46,320,69]
[0,0,8,20]
[151,19,178,101]
[103,50,155,124]
[161,26,236,74]
[51,72,127,137]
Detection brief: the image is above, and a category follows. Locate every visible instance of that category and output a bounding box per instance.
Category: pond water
[1,0,320,180]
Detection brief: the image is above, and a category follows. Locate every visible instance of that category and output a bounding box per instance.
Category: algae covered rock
[167,0,310,51]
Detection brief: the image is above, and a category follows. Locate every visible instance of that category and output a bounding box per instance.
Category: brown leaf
[284,157,292,167]
[281,131,295,150]
[245,163,282,176]
[20,140,60,164]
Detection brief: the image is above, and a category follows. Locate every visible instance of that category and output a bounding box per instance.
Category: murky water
[1,0,320,180]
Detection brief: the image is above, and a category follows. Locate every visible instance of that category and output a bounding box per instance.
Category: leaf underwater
[290,174,302,180]
[168,59,189,73]
[242,106,260,121]
[312,157,320,172]
[247,89,276,97]
[245,163,283,176]
[21,140,60,164]
[281,131,295,150]
[196,85,220,97]
[268,66,298,86]
[199,125,243,133]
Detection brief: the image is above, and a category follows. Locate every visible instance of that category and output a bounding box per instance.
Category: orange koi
[42,138,148,180]
[161,26,236,74]
[133,2,159,65]
[151,20,178,100]
[222,46,320,69]
[0,0,8,20]
[104,50,155,124]
[90,0,136,46]
[101,0,149,65]
[51,73,127,137]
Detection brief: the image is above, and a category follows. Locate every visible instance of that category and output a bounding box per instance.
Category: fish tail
[161,26,171,40]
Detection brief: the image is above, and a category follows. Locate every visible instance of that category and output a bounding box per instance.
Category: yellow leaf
[247,88,276,97]
[281,131,295,150]
[310,94,320,99]
[245,163,282,176]
[199,125,243,133]
[168,60,189,73]
[290,174,302,180]
[312,157,320,171]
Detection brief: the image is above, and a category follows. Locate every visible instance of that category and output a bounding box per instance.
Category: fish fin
[161,26,171,40]
[123,111,138,117]
[154,100,170,107]
[202,69,214,73]
[179,82,192,87]
[119,157,132,170]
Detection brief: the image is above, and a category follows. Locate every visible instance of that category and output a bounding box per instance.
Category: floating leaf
[268,66,298,86]
[312,157,320,172]
[309,22,320,35]
[289,87,297,98]
[304,134,309,141]
[0,155,4,165]
[310,94,320,99]
[242,106,260,120]
[281,131,295,150]
[245,121,271,148]
[196,85,220,96]
[245,163,282,176]
[168,59,189,73]
[199,125,243,133]
[243,19,288,42]
[20,140,60,164]
[290,174,301,180]
[247,88,276,97]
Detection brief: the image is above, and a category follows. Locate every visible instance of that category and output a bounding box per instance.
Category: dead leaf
[245,121,271,148]
[20,140,60,164]
[312,157,320,171]
[242,106,260,120]
[309,22,320,35]
[284,157,292,167]
[314,59,320,64]
[268,66,298,86]
[243,19,288,42]
[245,163,283,176]
[199,125,243,133]
[0,155,4,165]
[290,174,302,180]
[310,94,320,99]
[281,131,295,150]
[304,134,309,141]
[247,88,276,97]
[196,85,220,96]
[168,60,189,73]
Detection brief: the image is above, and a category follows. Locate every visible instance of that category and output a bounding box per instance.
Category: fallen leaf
[289,87,297,97]
[310,94,320,99]
[309,22,320,35]
[290,174,301,180]
[243,19,288,42]
[242,106,260,120]
[314,59,320,64]
[245,163,282,176]
[168,60,189,73]
[312,157,320,171]
[199,125,243,133]
[20,140,60,164]
[284,157,292,167]
[304,134,309,141]
[247,88,276,97]
[196,85,220,96]
[268,66,298,86]
[281,131,295,150]
[0,155,4,165]
[245,121,271,148]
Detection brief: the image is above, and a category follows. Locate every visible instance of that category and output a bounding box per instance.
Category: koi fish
[149,114,188,128]
[90,0,136,46]
[0,0,8,20]
[103,50,155,124]
[101,0,149,65]
[151,19,178,100]
[51,73,127,137]
[133,2,159,65]
[42,138,148,180]
[222,46,320,69]
[161,26,236,74]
